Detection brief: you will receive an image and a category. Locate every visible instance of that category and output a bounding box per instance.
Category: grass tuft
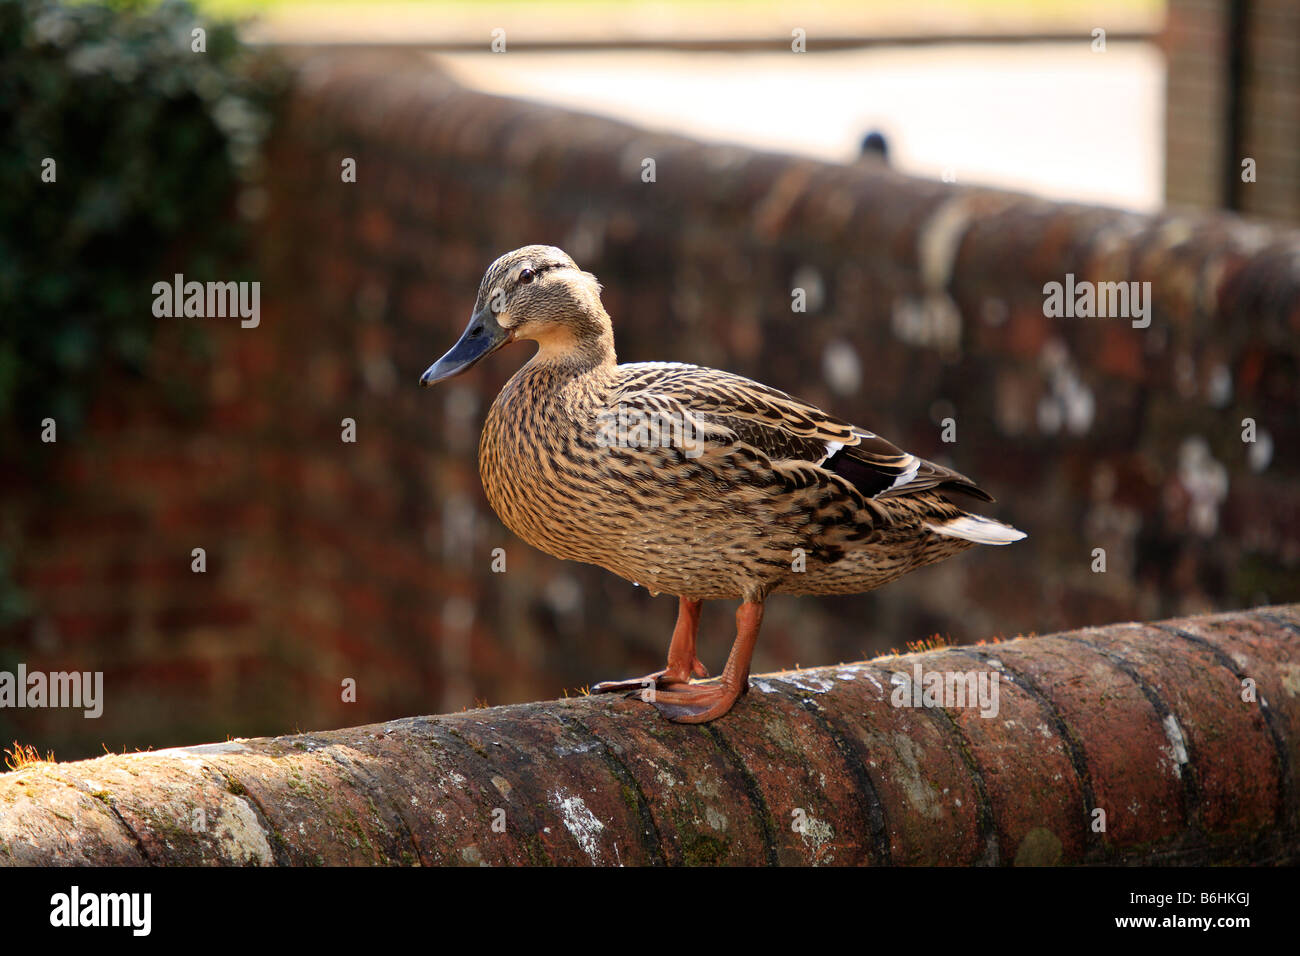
[4,741,54,771]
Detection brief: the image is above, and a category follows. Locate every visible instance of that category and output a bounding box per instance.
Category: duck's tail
[925,513,1027,545]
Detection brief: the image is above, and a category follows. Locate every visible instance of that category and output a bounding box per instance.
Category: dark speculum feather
[825,445,995,503]
[825,448,899,498]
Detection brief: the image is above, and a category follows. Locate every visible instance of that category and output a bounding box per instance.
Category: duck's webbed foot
[589,595,705,695]
[626,600,765,725]
[589,658,708,695]
[644,678,749,723]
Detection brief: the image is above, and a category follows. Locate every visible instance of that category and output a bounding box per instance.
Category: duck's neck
[524,325,617,381]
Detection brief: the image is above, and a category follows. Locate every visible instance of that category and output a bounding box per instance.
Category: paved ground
[239,1,1165,211]
[434,43,1162,211]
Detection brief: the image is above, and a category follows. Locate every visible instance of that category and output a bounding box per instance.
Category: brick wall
[1164,0,1231,210]
[1165,0,1300,222]
[4,50,1299,760]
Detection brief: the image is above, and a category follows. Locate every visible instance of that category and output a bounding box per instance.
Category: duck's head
[420,245,612,386]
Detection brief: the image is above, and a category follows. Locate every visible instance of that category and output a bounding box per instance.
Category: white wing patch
[926,514,1027,545]
[820,440,845,464]
[885,455,921,491]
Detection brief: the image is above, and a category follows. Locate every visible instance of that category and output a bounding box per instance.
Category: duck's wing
[611,363,993,503]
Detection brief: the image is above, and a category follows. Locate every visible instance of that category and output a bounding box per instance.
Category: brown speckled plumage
[423,245,1026,722]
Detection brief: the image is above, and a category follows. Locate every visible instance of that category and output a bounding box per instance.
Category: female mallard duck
[421,245,1025,723]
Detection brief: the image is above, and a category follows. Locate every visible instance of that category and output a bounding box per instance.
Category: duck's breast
[479,378,610,561]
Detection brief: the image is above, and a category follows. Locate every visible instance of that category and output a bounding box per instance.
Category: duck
[420,245,1026,723]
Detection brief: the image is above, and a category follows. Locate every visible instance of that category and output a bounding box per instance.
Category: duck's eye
[518,268,536,285]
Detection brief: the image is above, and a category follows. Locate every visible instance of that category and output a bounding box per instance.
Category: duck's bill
[419,308,513,386]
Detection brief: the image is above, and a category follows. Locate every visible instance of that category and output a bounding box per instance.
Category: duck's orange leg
[590,597,707,694]
[647,601,763,724]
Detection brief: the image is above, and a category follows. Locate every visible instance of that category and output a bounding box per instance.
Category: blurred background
[2,0,1297,761]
